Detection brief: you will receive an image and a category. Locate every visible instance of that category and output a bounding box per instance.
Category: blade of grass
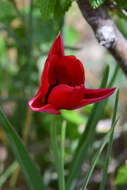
[108,64,119,88]
[112,90,119,124]
[9,108,32,188]
[66,65,109,190]
[0,161,18,188]
[77,65,110,150]
[81,119,118,190]
[0,107,46,190]
[99,90,119,190]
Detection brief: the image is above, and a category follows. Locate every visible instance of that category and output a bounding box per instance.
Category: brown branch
[77,0,127,76]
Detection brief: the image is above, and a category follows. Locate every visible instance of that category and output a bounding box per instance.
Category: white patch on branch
[96,26,116,48]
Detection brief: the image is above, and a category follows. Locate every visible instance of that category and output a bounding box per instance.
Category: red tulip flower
[29,33,115,115]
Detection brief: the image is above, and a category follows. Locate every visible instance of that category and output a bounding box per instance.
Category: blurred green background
[0,0,127,190]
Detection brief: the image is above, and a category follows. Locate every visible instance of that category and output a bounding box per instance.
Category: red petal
[29,94,60,114]
[72,88,116,109]
[40,59,50,100]
[48,55,85,86]
[48,84,85,109]
[39,33,64,98]
[48,32,64,57]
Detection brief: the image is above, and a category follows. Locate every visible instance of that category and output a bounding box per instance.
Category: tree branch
[77,0,127,76]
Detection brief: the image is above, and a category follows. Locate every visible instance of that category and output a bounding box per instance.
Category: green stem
[50,116,61,189]
[60,120,66,190]
[50,117,66,190]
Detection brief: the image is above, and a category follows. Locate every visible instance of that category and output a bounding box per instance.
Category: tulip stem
[60,120,66,190]
[50,116,66,190]
[50,116,60,185]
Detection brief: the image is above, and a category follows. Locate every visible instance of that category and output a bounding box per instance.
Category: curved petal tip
[29,99,60,115]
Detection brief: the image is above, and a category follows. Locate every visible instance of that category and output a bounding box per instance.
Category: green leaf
[89,0,106,8]
[108,64,119,88]
[76,65,109,150]
[81,90,118,190]
[53,0,64,20]
[99,90,119,190]
[114,0,127,10]
[38,0,56,21]
[61,110,85,125]
[0,107,45,190]
[81,120,118,190]
[115,165,127,185]
[113,0,127,20]
[66,65,110,190]
[37,0,74,22]
[53,0,74,22]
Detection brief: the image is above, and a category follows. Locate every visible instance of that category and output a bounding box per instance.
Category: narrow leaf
[99,90,119,190]
[0,107,45,190]
[108,65,119,88]
[66,65,110,190]
[81,120,118,190]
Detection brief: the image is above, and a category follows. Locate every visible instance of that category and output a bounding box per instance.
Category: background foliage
[0,0,127,189]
